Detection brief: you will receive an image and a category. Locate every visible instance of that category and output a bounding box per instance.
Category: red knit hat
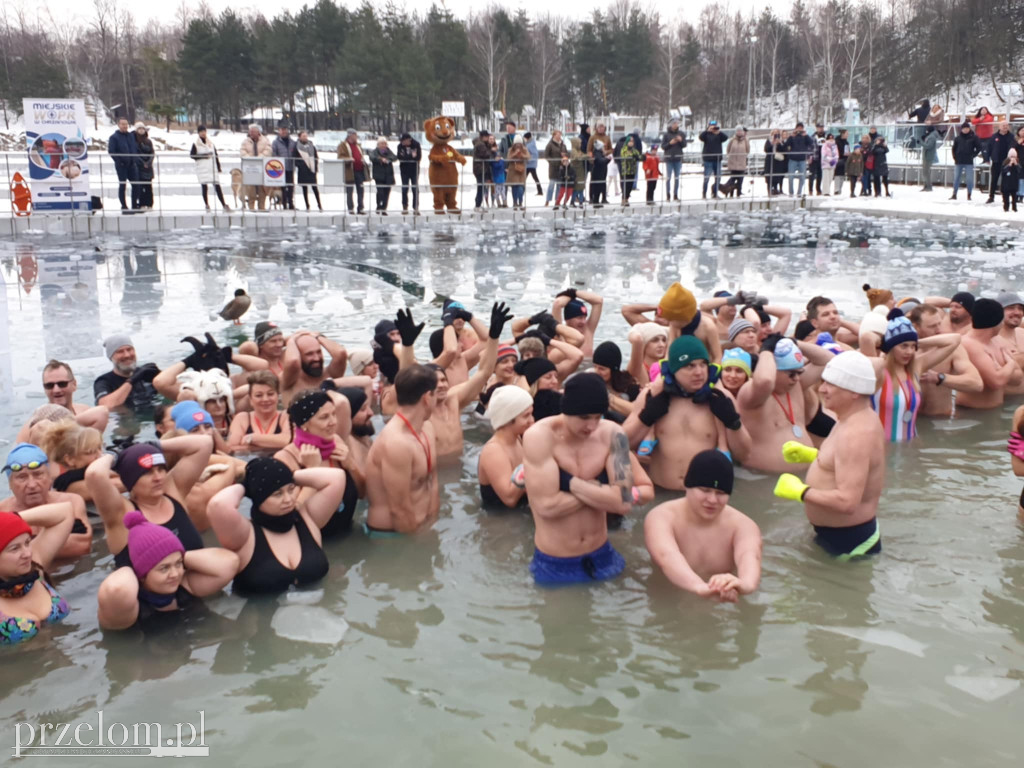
[0,511,32,552]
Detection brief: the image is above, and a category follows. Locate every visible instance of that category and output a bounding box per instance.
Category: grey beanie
[104,334,133,360]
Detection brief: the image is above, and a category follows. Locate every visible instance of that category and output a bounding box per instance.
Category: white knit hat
[348,347,374,375]
[859,305,889,338]
[487,385,533,430]
[822,351,876,395]
[634,322,668,347]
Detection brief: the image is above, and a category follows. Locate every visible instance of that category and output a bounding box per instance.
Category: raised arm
[206,483,253,551]
[621,303,658,326]
[295,467,346,531]
[317,333,348,378]
[916,332,961,371]
[180,547,240,597]
[162,434,215,501]
[85,453,129,534]
[20,501,74,572]
[153,361,186,400]
[739,344,777,409]
[550,338,584,380]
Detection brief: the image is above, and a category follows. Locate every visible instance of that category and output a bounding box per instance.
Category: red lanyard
[396,412,432,473]
[772,392,796,425]
[251,412,278,435]
[896,375,914,407]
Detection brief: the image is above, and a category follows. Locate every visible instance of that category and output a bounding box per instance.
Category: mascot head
[424,116,456,144]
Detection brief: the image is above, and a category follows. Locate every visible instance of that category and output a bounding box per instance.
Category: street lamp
[746,36,758,117]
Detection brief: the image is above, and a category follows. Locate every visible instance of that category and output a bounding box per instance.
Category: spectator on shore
[396,132,421,214]
[972,107,996,155]
[524,132,542,197]
[190,125,230,212]
[578,122,591,179]
[553,151,575,210]
[1016,127,1024,203]
[921,126,939,192]
[820,134,838,196]
[240,124,272,211]
[726,127,750,196]
[661,118,686,201]
[871,135,891,198]
[490,135,506,207]
[858,133,874,196]
[986,122,1015,205]
[336,128,366,215]
[569,137,587,207]
[587,123,614,158]
[294,130,321,211]
[543,130,565,206]
[506,135,530,210]
[589,140,609,206]
[764,129,785,195]
[909,99,930,123]
[810,122,827,195]
[698,120,729,198]
[643,145,660,204]
[369,137,397,214]
[618,136,641,205]
[499,119,518,157]
[784,122,815,197]
[950,121,982,201]
[108,117,139,212]
[472,130,492,211]
[835,129,849,194]
[271,124,296,210]
[845,144,864,198]
[134,123,154,211]
[925,104,946,131]
[999,149,1021,213]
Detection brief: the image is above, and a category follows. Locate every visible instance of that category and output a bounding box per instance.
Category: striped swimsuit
[871,369,919,442]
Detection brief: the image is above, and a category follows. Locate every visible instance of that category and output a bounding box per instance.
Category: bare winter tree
[469,9,510,128]
[531,15,563,128]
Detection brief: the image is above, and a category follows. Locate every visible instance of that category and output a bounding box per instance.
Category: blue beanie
[881,316,918,353]
[171,400,214,432]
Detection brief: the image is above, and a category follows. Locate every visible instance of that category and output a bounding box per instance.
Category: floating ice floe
[945,676,1019,702]
[271,605,349,645]
[821,626,927,657]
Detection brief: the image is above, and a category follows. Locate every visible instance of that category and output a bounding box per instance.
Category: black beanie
[951,291,976,312]
[337,386,367,416]
[684,449,734,494]
[243,457,298,532]
[287,389,332,428]
[593,341,622,371]
[561,372,609,416]
[515,357,556,386]
[971,298,1004,329]
[793,319,816,341]
[429,328,445,359]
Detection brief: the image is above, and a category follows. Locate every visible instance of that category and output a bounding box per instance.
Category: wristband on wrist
[630,486,641,505]
[937,373,946,386]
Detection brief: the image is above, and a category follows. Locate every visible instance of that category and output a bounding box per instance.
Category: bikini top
[245,412,283,435]
[114,496,204,569]
[232,513,329,595]
[0,578,69,645]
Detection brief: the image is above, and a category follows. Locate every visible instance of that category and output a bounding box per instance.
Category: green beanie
[666,335,710,374]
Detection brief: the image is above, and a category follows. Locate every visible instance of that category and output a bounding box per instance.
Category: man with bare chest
[908,305,982,416]
[996,291,1024,395]
[523,373,654,584]
[645,450,761,601]
[775,352,885,559]
[957,298,1023,409]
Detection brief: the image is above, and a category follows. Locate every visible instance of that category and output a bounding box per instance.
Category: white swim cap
[822,351,876,395]
[488,385,534,430]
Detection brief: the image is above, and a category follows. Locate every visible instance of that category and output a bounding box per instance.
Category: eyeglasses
[785,370,804,379]
[43,380,71,390]
[4,460,45,472]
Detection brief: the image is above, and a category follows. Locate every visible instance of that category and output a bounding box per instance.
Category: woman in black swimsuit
[477,385,533,508]
[97,511,238,630]
[86,436,213,567]
[207,457,345,595]
[227,371,290,454]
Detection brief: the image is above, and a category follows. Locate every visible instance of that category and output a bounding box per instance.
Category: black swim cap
[971,298,1003,329]
[337,386,367,416]
[243,457,297,529]
[561,373,609,416]
[684,450,734,494]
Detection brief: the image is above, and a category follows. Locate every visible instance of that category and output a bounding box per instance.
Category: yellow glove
[774,473,810,502]
[782,441,818,464]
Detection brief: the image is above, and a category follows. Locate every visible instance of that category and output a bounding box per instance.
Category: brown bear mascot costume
[424,116,467,213]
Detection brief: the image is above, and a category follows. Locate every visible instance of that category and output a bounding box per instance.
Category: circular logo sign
[264,159,285,179]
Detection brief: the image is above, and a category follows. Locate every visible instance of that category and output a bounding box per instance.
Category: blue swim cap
[774,339,805,372]
[171,401,214,433]
[3,443,49,475]
[721,348,752,377]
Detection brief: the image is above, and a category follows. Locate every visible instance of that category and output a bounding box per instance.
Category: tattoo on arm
[610,432,633,493]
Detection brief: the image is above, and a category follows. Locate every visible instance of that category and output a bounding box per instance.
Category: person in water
[958,298,1024,409]
[274,389,355,537]
[775,352,885,559]
[38,421,116,503]
[523,373,654,584]
[96,511,238,630]
[227,370,290,454]
[207,457,345,595]
[644,450,762,602]
[0,503,74,645]
[86,437,212,567]
[478,385,534,509]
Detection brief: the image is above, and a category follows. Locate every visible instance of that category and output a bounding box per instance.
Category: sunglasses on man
[43,380,71,390]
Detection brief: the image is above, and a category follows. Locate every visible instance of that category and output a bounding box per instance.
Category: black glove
[320,379,338,392]
[181,336,207,370]
[202,332,229,374]
[454,308,473,322]
[532,312,559,339]
[708,388,742,430]
[129,362,159,385]
[638,390,671,427]
[555,288,578,301]
[105,433,137,459]
[528,310,552,326]
[760,333,784,354]
[489,301,514,340]
[442,306,457,327]
[395,308,424,347]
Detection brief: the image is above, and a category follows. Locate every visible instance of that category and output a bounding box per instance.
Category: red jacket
[972,113,995,140]
[643,155,661,179]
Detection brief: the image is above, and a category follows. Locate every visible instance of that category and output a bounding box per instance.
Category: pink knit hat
[124,511,184,580]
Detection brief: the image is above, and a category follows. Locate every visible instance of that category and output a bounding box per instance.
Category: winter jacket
[499,131,518,158]
[241,134,272,158]
[921,130,940,165]
[368,146,397,186]
[698,129,729,162]
[989,131,1016,167]
[396,135,421,178]
[587,130,614,156]
[506,144,529,184]
[764,138,785,176]
[108,129,138,171]
[952,132,982,165]
[294,140,319,184]
[810,131,827,164]
[925,106,946,127]
[272,135,296,173]
[845,151,864,178]
[556,162,576,186]
[972,113,995,140]
[135,136,154,181]
[725,135,749,171]
[190,136,221,184]
[784,132,816,162]
[835,136,849,174]
[870,144,889,176]
[643,154,660,179]
[661,127,687,158]
[569,138,587,191]
[336,139,365,182]
[491,157,506,185]
[619,145,641,179]
[999,162,1022,193]
[590,149,609,181]
[472,137,493,180]
[543,138,565,174]
[525,139,539,169]
[909,101,929,123]
[820,141,839,169]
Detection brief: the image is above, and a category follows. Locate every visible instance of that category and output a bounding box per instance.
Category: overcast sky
[27,0,794,27]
